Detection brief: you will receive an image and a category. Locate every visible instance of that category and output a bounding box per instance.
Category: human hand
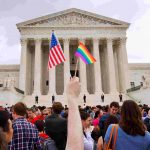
[66,76,81,98]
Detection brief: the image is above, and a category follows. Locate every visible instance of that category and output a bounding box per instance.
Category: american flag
[48,32,66,69]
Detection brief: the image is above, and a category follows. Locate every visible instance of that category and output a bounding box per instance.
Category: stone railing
[126,85,142,93]
[126,93,141,104]
[14,87,24,95]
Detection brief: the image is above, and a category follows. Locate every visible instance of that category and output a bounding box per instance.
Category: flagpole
[74,58,79,77]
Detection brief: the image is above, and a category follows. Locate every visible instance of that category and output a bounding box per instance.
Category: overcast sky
[0,0,150,64]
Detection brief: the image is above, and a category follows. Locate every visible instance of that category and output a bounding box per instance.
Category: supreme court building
[16,8,131,105]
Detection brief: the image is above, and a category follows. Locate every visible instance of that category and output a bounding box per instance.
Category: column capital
[20,38,27,46]
[120,37,127,43]
[93,38,99,43]
[79,38,86,44]
[34,38,42,43]
[63,38,70,43]
[106,38,113,42]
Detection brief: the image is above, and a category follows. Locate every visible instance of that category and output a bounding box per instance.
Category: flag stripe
[55,46,64,62]
[74,42,96,64]
[57,45,66,61]
[51,48,60,64]
[49,51,56,66]
[48,33,66,69]
[75,52,88,64]
[53,47,62,63]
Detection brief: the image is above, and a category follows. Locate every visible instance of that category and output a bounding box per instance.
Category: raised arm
[65,77,84,150]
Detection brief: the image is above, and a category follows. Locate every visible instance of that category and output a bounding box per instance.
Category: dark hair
[13,102,27,116]
[35,120,44,132]
[0,110,10,149]
[80,111,90,121]
[0,110,10,132]
[119,100,146,136]
[110,102,119,108]
[103,105,109,112]
[145,107,150,114]
[94,111,100,119]
[52,102,63,114]
[104,115,119,133]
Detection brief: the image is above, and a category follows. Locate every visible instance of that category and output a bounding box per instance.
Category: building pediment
[17,8,129,28]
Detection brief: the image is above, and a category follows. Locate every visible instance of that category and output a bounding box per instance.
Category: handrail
[126,85,142,93]
[126,93,141,103]
[14,87,24,95]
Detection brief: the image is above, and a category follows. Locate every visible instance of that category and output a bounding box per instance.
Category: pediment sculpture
[26,12,119,27]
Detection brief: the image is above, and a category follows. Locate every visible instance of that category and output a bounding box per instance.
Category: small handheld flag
[75,42,96,64]
[48,32,66,69]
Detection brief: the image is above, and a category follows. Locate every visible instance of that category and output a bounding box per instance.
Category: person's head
[52,102,63,114]
[0,106,4,111]
[27,108,36,119]
[42,108,51,118]
[104,115,119,132]
[0,110,13,146]
[80,111,92,129]
[145,107,150,117]
[94,110,100,119]
[109,102,119,115]
[34,120,44,132]
[12,102,27,119]
[119,100,146,136]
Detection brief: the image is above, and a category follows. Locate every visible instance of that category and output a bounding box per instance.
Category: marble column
[33,38,42,95]
[79,39,88,94]
[119,38,130,92]
[63,38,70,94]
[106,38,117,93]
[48,40,56,95]
[93,38,102,94]
[19,38,27,94]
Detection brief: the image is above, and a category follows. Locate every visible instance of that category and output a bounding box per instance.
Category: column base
[94,91,104,95]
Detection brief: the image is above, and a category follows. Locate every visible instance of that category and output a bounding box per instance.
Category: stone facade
[0,65,19,88]
[0,8,149,106]
[15,8,130,106]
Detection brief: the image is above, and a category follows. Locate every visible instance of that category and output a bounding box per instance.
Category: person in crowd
[101,93,104,102]
[104,100,150,150]
[42,108,51,119]
[65,77,84,150]
[104,115,119,136]
[35,95,39,104]
[144,107,150,132]
[99,101,120,138]
[90,107,97,120]
[0,105,4,110]
[35,120,49,140]
[91,110,101,144]
[119,93,123,102]
[102,105,109,115]
[45,102,67,150]
[27,107,43,124]
[80,111,94,150]
[83,94,86,103]
[66,77,103,150]
[0,110,13,150]
[52,95,55,104]
[8,102,42,150]
[93,110,101,128]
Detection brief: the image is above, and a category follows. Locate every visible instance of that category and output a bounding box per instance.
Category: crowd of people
[0,77,150,150]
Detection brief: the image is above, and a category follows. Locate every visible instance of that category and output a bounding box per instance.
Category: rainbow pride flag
[75,42,96,64]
